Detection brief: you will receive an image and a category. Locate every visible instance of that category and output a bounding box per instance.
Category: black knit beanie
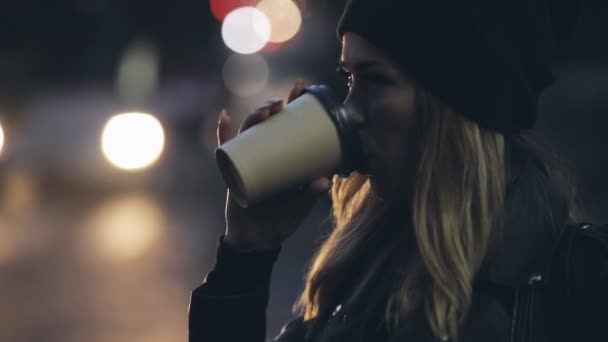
[337,0,580,133]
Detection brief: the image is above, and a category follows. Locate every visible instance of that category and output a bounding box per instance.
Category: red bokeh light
[260,41,285,54]
[210,0,258,22]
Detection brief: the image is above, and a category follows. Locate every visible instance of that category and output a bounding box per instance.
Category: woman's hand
[216,81,333,252]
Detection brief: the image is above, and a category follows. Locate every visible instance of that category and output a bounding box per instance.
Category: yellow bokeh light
[86,194,165,261]
[101,113,165,171]
[257,0,302,43]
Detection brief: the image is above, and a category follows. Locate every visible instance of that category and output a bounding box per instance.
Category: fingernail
[260,108,271,117]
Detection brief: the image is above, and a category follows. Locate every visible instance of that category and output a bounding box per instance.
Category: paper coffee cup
[215,85,364,208]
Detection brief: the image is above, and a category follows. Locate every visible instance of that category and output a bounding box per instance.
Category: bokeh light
[221,7,271,54]
[2,167,37,214]
[0,120,4,157]
[223,53,270,96]
[0,168,40,265]
[115,40,160,103]
[101,113,165,171]
[260,40,285,53]
[210,0,257,22]
[85,194,165,261]
[257,0,302,43]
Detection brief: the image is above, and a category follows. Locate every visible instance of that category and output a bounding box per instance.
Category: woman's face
[340,32,420,201]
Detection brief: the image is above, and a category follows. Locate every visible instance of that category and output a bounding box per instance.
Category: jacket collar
[476,155,571,288]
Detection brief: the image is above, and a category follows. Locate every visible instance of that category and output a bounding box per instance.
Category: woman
[189,1,607,341]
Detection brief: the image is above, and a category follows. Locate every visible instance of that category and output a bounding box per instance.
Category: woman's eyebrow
[338,60,385,73]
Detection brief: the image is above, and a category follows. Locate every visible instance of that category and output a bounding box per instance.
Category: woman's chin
[370,176,387,200]
[370,175,405,203]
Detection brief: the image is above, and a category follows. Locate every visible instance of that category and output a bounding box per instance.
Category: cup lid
[303,84,365,177]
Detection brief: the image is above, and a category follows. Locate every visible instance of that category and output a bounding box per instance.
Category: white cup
[215,85,365,208]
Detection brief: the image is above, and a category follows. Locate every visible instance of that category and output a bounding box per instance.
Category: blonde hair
[293,85,506,341]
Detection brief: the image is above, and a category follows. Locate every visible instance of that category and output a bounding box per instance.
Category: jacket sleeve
[568,226,608,340]
[188,234,281,342]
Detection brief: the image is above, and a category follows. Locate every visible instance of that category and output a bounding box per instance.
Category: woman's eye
[336,66,353,89]
[345,73,353,88]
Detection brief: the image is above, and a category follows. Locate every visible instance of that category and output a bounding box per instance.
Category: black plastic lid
[303,84,365,177]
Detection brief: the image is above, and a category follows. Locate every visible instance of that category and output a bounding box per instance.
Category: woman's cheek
[365,87,413,139]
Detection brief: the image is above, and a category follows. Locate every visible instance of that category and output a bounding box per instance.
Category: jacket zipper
[528,290,534,341]
[510,288,535,342]
[510,289,520,342]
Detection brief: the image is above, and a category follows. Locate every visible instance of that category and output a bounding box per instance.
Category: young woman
[189,1,607,341]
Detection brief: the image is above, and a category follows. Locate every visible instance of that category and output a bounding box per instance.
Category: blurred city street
[0,0,607,341]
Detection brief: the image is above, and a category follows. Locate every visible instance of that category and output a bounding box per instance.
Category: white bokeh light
[221,7,271,54]
[101,113,165,171]
[115,40,160,102]
[223,53,270,96]
[86,194,165,261]
[257,0,302,43]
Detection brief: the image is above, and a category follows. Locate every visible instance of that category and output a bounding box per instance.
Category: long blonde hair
[293,85,507,341]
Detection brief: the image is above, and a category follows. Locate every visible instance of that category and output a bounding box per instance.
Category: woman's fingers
[256,97,283,117]
[217,88,298,147]
[238,107,271,134]
[239,98,285,134]
[288,79,305,103]
[217,109,232,146]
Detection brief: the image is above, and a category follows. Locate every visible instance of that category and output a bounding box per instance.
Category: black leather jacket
[188,159,608,342]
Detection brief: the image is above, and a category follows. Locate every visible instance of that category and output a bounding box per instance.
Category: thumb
[216,109,233,147]
[291,178,332,210]
[287,79,305,103]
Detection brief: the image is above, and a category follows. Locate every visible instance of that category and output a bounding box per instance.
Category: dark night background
[0,1,606,341]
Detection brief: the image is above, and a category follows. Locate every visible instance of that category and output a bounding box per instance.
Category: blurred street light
[221,7,271,54]
[223,53,270,96]
[101,113,165,171]
[257,0,302,43]
[85,194,165,261]
[115,40,160,103]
